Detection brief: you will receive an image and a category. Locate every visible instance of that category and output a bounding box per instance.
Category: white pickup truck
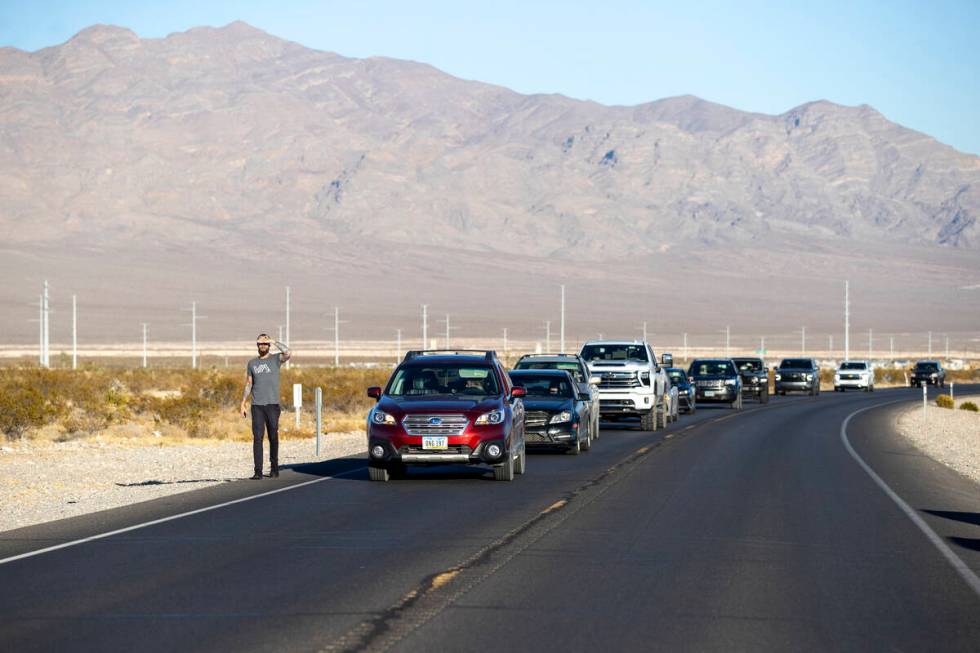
[580,340,672,431]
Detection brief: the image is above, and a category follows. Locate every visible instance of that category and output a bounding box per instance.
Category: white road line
[840,402,980,598]
[0,466,367,567]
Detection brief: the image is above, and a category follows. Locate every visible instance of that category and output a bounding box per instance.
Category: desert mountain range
[1,22,978,347]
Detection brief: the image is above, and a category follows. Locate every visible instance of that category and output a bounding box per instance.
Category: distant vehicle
[581,340,671,431]
[513,353,601,440]
[732,357,769,403]
[508,369,593,454]
[775,358,820,395]
[910,360,946,388]
[665,367,695,414]
[688,358,743,410]
[365,350,526,482]
[835,360,874,392]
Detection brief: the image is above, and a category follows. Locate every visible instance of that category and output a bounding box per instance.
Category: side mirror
[367,386,382,400]
[510,386,527,399]
[661,353,673,367]
[588,376,601,385]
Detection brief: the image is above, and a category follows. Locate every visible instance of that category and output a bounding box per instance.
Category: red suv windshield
[387,364,500,397]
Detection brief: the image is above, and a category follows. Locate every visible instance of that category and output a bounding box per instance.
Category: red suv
[366,350,527,481]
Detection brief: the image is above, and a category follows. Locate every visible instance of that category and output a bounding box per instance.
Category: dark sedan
[508,369,592,454]
[665,367,696,414]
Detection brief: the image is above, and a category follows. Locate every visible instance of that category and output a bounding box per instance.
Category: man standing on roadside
[240,334,292,479]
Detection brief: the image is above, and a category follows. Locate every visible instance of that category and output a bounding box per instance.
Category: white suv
[834,360,874,392]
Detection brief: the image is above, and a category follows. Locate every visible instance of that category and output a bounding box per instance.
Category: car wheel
[870,385,875,392]
[593,416,600,440]
[368,464,390,482]
[581,427,592,452]
[656,402,668,429]
[641,407,656,431]
[494,450,515,480]
[515,444,526,475]
[566,436,581,455]
[761,389,769,404]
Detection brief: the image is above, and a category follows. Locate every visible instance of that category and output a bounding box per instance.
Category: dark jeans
[251,404,281,474]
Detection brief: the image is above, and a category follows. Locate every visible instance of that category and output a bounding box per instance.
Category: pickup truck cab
[366,350,526,482]
[580,340,670,431]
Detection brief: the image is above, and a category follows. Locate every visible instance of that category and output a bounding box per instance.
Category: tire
[515,444,526,475]
[761,389,769,404]
[641,407,656,431]
[656,401,668,429]
[368,464,390,482]
[494,449,515,481]
[581,428,592,451]
[566,436,581,455]
[593,416,600,440]
[870,385,875,393]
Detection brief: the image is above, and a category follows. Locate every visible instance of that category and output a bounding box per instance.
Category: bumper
[597,392,655,415]
[776,381,813,392]
[911,377,939,385]
[367,424,512,466]
[694,387,738,402]
[525,424,578,447]
[836,378,870,389]
[741,383,767,395]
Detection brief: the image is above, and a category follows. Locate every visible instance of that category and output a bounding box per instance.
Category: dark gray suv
[775,358,820,396]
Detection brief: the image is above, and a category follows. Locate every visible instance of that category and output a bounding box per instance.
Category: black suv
[732,357,769,403]
[513,353,600,440]
[910,360,946,388]
[775,358,820,395]
[665,367,696,414]
[366,350,527,481]
[688,359,743,410]
[508,369,593,454]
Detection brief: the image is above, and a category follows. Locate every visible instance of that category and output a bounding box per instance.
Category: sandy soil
[894,394,980,484]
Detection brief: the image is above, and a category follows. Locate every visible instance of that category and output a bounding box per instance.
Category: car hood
[522,398,575,412]
[691,375,737,382]
[587,361,649,373]
[378,396,500,417]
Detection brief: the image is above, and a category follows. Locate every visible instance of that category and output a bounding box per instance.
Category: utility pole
[868,328,873,360]
[439,313,458,349]
[829,335,833,355]
[421,304,428,350]
[683,332,688,361]
[642,321,648,343]
[928,331,932,357]
[284,286,291,369]
[38,292,43,366]
[844,280,850,362]
[278,325,283,344]
[760,336,765,355]
[72,294,77,370]
[142,323,149,369]
[395,329,402,363]
[42,280,50,368]
[326,306,347,367]
[890,336,894,360]
[559,285,566,353]
[801,326,806,355]
[544,320,551,352]
[725,325,731,358]
[503,328,508,354]
[945,334,949,361]
[182,301,206,369]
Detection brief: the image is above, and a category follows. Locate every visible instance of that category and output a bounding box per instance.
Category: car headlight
[931,373,938,378]
[834,373,841,380]
[549,411,573,424]
[724,378,737,386]
[475,409,505,425]
[775,374,781,381]
[639,371,650,383]
[371,409,395,425]
[805,374,813,381]
[678,388,688,395]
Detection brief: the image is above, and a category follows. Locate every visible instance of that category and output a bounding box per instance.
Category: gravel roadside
[0,432,367,533]
[894,394,980,484]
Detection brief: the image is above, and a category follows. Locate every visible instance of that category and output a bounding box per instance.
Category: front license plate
[422,436,448,450]
[703,390,717,397]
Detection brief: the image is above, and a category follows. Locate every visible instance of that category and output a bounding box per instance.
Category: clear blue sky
[2,0,978,154]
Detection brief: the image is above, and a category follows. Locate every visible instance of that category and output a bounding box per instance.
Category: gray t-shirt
[248,355,282,406]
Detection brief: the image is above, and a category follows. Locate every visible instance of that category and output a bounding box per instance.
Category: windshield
[666,369,687,384]
[689,360,736,376]
[515,361,585,382]
[734,359,763,372]
[780,359,812,369]
[388,365,500,397]
[581,344,648,363]
[840,362,867,370]
[915,362,939,371]
[509,374,574,398]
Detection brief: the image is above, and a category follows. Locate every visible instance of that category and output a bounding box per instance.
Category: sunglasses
[256,343,271,347]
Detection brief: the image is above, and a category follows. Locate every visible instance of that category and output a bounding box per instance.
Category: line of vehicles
[364,341,949,481]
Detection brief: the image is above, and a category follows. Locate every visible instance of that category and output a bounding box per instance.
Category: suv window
[581,344,648,363]
[840,362,867,370]
[388,364,500,397]
[665,368,688,384]
[734,359,763,372]
[915,362,939,371]
[780,359,813,369]
[689,360,736,376]
[516,360,586,382]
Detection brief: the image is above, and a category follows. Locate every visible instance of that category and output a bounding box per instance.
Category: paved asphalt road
[1,386,978,652]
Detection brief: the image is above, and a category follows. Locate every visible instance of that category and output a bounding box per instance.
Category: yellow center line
[430,569,461,590]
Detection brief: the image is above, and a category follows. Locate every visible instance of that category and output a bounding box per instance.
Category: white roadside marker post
[950,382,954,404]
[315,387,323,457]
[293,383,303,430]
[922,383,927,419]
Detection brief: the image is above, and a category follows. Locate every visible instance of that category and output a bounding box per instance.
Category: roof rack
[403,349,497,362]
[515,353,578,361]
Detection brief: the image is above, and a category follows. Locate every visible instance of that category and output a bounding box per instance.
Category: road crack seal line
[321,404,791,653]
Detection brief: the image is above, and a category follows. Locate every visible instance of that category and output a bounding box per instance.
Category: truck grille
[781,372,805,381]
[841,373,860,380]
[525,411,549,428]
[598,371,641,389]
[696,379,725,389]
[402,414,468,436]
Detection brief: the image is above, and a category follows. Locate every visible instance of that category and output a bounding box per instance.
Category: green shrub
[152,395,213,437]
[936,395,954,409]
[0,384,57,439]
[959,401,978,412]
